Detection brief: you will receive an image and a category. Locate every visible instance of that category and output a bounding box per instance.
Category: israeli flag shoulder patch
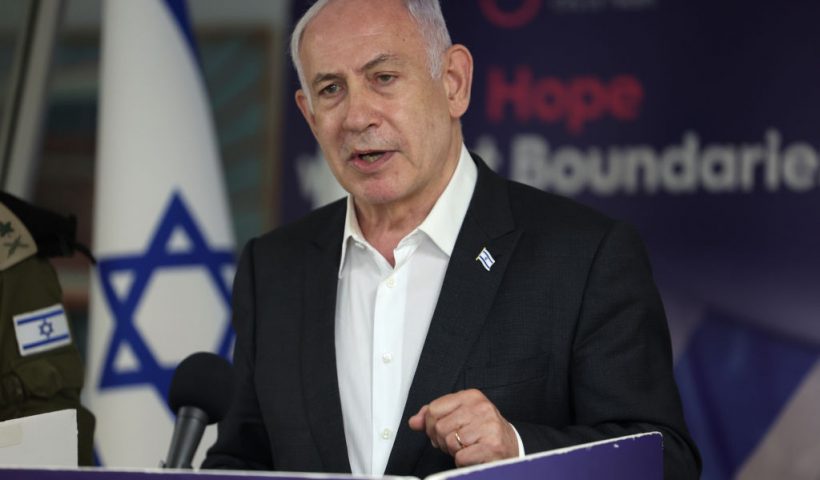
[13,304,72,357]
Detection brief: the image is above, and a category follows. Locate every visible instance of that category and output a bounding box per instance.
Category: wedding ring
[455,430,465,449]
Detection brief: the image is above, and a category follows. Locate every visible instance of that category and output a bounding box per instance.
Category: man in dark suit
[203,0,700,478]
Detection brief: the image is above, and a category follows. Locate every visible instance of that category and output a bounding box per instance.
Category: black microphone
[164,352,234,469]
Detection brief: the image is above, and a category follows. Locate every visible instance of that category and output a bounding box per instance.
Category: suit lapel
[386,156,522,474]
[301,202,352,473]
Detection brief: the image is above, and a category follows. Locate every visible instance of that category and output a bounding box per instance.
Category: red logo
[486,66,644,135]
[479,0,542,29]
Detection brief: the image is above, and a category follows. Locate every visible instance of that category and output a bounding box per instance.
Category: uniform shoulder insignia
[13,303,73,356]
[0,201,38,271]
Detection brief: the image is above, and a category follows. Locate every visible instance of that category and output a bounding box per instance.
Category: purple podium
[0,432,662,480]
[428,431,662,480]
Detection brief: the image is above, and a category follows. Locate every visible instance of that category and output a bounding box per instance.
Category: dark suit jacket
[203,155,701,479]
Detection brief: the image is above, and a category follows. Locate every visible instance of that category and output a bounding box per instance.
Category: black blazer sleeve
[510,221,700,480]
[201,239,274,470]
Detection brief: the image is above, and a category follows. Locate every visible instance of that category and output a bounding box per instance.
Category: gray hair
[290,0,453,107]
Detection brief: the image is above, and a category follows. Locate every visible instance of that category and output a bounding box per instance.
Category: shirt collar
[338,144,477,277]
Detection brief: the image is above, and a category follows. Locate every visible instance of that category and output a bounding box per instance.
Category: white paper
[0,409,77,466]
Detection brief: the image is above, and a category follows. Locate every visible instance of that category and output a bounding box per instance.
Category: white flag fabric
[86,0,235,467]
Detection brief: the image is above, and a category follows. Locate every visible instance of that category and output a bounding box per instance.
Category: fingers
[442,429,464,457]
[429,406,472,452]
[411,391,468,449]
[425,390,482,451]
[455,416,517,466]
[407,389,520,466]
[408,405,428,432]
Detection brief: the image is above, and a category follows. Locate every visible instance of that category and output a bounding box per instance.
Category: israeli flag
[85,0,235,467]
[14,304,72,356]
[476,247,495,271]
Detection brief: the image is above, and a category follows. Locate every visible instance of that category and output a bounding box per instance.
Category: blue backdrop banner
[281,2,820,478]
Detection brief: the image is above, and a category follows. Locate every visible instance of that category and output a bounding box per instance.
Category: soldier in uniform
[0,192,95,466]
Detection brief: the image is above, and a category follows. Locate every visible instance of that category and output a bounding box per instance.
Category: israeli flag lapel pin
[476,247,495,271]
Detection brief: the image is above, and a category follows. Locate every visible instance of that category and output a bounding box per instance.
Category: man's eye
[375,74,396,85]
[319,83,341,96]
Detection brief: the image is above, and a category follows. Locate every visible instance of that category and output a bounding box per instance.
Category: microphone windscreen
[168,352,234,423]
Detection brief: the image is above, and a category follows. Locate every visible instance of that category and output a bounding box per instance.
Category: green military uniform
[0,194,95,466]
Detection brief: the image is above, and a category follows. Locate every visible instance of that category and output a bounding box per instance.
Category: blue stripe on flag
[163,0,200,62]
[675,310,820,480]
[23,334,71,351]
[14,307,64,325]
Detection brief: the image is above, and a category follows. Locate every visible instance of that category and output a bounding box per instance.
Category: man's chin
[350,184,405,209]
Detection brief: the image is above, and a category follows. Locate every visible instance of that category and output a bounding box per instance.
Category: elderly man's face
[295,0,467,211]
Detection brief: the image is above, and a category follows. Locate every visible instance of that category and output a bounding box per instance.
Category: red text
[478,0,542,29]
[486,66,644,135]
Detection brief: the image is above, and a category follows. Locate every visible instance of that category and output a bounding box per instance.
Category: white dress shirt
[335,144,476,475]
[335,145,523,475]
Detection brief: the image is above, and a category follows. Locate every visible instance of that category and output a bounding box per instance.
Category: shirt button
[386,276,396,288]
[381,428,392,440]
[382,353,393,364]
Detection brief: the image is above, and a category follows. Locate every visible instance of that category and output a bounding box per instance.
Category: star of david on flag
[13,304,72,356]
[97,192,234,406]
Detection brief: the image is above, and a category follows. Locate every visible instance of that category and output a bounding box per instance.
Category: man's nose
[341,86,381,133]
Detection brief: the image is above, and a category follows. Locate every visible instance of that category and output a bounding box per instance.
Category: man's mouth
[354,151,387,163]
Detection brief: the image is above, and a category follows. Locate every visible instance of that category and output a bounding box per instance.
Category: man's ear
[442,44,473,119]
[295,89,317,133]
